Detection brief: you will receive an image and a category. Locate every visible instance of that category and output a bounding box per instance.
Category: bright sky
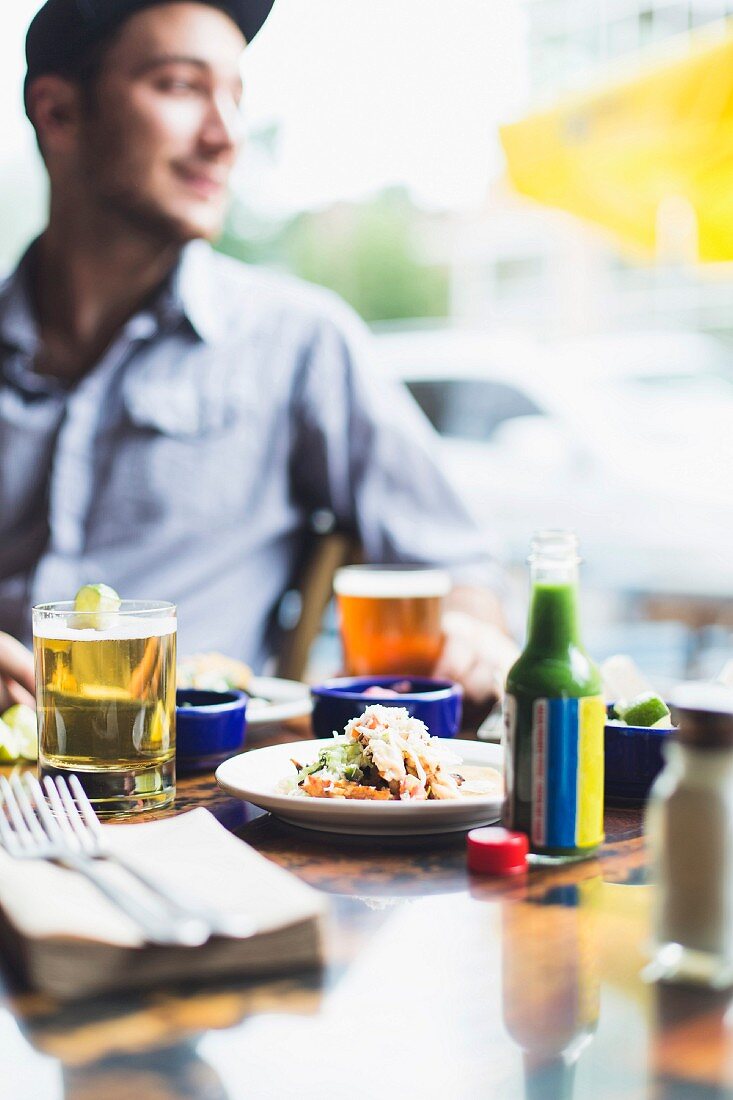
[0,0,528,251]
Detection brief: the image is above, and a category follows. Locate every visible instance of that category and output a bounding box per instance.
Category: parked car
[372,328,733,597]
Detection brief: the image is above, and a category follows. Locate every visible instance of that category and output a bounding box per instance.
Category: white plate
[216,739,504,836]
[245,676,313,728]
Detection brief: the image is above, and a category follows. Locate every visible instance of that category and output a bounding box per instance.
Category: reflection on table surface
[4,766,733,1100]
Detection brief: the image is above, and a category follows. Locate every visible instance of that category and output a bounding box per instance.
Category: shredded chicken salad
[282,705,496,801]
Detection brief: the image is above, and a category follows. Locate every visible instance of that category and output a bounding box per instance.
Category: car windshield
[404,379,542,441]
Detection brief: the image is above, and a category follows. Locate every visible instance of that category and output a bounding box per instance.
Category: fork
[62,774,255,940]
[0,774,208,947]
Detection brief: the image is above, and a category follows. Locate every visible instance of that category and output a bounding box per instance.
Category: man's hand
[433,585,519,706]
[0,633,36,711]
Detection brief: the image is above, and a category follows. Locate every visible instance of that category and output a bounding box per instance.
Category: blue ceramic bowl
[176,689,248,774]
[310,676,463,739]
[604,704,675,804]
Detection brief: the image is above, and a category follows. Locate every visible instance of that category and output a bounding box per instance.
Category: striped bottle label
[507,694,605,851]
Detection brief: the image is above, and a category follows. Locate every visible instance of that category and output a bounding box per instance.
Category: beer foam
[334,568,451,599]
[33,617,176,641]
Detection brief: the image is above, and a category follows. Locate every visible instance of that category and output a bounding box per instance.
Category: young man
[0,0,516,704]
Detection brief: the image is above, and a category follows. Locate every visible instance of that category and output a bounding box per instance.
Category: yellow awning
[500,24,733,262]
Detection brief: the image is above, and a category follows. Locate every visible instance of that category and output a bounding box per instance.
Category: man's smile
[171,162,229,199]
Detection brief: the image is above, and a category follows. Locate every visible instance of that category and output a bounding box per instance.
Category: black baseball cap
[25,0,275,108]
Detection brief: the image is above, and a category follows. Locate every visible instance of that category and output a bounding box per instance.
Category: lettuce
[296,739,367,784]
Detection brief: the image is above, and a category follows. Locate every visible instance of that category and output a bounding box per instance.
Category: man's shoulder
[201,245,364,342]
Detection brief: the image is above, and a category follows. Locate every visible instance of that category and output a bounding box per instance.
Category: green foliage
[217,188,449,323]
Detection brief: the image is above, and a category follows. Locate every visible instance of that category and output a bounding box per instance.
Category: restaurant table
[2,724,732,1100]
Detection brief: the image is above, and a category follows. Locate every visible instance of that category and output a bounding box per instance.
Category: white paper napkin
[0,808,326,947]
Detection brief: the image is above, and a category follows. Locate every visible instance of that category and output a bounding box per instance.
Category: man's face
[77,3,246,242]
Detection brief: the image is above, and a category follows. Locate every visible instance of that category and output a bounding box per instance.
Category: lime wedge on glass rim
[1,705,38,761]
[0,716,21,762]
[73,583,121,630]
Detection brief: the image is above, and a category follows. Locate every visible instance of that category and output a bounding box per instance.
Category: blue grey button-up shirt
[0,240,496,669]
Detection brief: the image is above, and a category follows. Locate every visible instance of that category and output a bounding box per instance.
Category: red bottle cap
[467,827,529,875]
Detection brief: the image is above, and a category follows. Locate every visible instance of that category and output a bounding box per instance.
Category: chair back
[274,531,360,681]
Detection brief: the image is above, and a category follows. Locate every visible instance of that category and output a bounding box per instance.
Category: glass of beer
[32,601,176,815]
[334,566,451,676]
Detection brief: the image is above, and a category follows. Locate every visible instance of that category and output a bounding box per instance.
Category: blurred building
[527,0,733,94]
[450,0,733,341]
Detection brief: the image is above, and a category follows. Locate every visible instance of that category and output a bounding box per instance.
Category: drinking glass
[33,601,176,815]
[334,565,451,676]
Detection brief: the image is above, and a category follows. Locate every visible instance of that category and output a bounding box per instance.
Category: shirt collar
[0,241,42,359]
[0,237,226,363]
[167,240,227,346]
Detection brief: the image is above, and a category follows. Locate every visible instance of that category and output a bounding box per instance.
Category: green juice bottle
[503,531,605,863]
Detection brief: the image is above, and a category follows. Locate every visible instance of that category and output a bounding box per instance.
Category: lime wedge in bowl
[74,583,121,630]
[615,692,671,728]
[1,704,38,761]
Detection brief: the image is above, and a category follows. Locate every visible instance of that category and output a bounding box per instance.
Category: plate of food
[177,654,312,728]
[215,704,504,835]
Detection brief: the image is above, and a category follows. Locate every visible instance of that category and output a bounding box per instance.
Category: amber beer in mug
[334,566,451,676]
[33,601,176,814]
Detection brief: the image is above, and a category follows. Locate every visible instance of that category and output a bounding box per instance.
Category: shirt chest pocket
[101,381,262,529]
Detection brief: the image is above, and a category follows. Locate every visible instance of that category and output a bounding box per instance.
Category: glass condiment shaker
[645,682,733,988]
